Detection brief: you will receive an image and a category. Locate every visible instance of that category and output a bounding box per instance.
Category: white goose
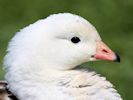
[3,13,122,100]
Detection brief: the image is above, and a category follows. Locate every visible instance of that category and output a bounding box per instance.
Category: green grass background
[0,0,133,99]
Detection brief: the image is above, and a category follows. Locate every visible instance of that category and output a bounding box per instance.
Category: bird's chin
[89,57,97,61]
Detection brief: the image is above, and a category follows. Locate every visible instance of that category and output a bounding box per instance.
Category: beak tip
[114,53,120,63]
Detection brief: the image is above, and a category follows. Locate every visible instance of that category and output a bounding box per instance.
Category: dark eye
[71,37,80,43]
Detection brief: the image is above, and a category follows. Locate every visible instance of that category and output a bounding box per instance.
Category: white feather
[4,13,122,100]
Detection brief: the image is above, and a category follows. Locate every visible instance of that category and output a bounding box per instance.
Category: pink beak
[94,41,120,62]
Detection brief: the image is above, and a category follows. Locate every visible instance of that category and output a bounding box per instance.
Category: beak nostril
[102,49,108,53]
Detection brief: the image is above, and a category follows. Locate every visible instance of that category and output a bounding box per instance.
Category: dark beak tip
[115,53,120,63]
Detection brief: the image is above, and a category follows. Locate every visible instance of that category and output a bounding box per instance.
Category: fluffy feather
[3,13,122,100]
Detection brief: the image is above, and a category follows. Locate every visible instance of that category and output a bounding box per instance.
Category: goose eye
[71,37,80,43]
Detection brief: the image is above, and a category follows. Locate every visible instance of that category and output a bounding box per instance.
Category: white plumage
[4,13,122,100]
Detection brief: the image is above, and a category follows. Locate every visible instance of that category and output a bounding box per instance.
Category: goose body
[3,13,122,100]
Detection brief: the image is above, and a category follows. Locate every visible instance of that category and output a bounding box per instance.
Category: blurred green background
[0,0,133,99]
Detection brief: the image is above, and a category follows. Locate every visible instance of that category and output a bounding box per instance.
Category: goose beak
[94,41,120,62]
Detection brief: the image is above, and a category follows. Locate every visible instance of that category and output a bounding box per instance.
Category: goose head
[4,13,122,100]
[5,13,120,72]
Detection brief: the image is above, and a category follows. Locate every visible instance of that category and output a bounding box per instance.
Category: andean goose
[2,13,122,100]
